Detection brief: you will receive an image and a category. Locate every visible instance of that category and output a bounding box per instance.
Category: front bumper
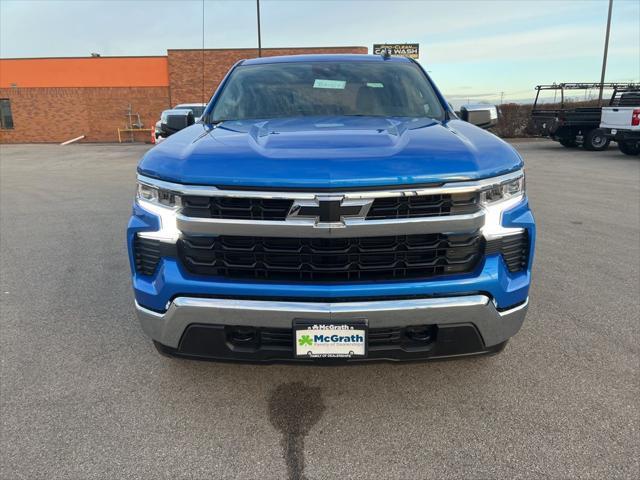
[602,128,640,142]
[127,175,535,361]
[137,294,528,361]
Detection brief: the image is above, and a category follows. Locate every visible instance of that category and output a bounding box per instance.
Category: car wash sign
[373,43,419,59]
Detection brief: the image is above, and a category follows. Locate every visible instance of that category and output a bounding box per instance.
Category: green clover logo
[298,335,313,346]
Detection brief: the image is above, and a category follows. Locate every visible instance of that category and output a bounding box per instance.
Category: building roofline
[1,47,368,61]
[0,55,167,61]
[167,46,368,52]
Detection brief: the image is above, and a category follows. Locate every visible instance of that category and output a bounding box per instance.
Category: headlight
[136,182,181,208]
[479,171,525,205]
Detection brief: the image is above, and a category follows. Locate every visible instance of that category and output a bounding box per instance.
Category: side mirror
[460,104,498,129]
[160,110,195,137]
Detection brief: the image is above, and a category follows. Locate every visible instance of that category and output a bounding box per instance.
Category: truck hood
[138,116,523,188]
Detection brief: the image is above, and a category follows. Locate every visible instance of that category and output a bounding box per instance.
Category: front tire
[618,141,640,156]
[583,129,610,151]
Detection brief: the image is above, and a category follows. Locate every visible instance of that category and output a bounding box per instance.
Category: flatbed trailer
[530,83,639,151]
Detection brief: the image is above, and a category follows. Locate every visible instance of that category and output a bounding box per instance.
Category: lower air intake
[485,231,529,273]
[134,236,161,276]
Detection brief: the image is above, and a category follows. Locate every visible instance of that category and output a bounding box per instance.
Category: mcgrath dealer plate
[294,320,367,359]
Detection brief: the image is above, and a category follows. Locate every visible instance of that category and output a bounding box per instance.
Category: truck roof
[241,54,412,66]
[174,103,206,108]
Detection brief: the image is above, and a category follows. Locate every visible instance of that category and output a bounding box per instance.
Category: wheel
[559,137,577,148]
[583,129,610,151]
[618,141,640,156]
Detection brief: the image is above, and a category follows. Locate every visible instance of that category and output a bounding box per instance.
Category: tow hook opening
[402,325,438,349]
[226,326,260,350]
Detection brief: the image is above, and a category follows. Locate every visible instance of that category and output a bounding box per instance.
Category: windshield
[211,61,445,122]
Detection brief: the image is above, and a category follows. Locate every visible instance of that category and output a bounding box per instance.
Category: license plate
[294,320,367,359]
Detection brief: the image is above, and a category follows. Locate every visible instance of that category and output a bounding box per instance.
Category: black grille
[134,236,161,275]
[181,192,478,221]
[257,326,436,349]
[260,329,293,348]
[178,233,483,282]
[366,192,478,219]
[172,323,482,361]
[257,328,405,348]
[368,328,402,346]
[485,231,529,272]
[181,196,293,220]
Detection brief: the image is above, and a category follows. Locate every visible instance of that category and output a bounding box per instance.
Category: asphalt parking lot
[1,140,638,479]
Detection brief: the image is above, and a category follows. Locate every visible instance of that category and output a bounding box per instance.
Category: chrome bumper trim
[135,295,528,349]
[175,210,485,237]
[498,297,529,316]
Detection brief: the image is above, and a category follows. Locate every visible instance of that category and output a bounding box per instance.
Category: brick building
[0,46,367,143]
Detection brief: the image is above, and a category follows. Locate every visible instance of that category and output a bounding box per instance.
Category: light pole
[256,0,262,57]
[598,0,614,105]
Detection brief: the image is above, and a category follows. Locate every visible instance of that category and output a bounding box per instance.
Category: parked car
[531,83,639,151]
[154,103,206,139]
[600,91,640,156]
[128,54,535,362]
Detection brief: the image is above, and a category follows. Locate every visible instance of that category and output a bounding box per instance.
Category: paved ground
[1,141,638,479]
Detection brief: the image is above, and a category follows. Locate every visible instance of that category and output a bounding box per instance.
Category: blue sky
[1,0,638,104]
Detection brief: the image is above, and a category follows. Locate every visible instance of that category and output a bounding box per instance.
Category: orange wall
[0,57,169,88]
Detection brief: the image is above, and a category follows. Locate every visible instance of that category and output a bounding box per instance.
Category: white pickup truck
[600,92,640,156]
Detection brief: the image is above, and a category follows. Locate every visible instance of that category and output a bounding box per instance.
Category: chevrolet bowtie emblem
[287,197,373,224]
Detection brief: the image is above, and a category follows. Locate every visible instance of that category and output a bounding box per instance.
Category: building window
[0,99,14,129]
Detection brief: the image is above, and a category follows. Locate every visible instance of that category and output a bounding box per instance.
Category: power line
[201,0,205,106]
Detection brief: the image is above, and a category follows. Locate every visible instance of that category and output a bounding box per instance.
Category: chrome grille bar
[136,170,524,239]
[137,170,523,200]
[175,210,484,237]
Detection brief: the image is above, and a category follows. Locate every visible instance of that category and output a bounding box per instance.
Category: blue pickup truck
[127,54,535,362]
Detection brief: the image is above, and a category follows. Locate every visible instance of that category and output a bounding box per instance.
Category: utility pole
[500,91,504,105]
[598,0,613,105]
[201,0,205,106]
[256,0,262,57]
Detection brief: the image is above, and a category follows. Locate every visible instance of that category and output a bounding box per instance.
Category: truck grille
[182,196,293,220]
[178,233,483,282]
[365,192,478,219]
[181,192,478,221]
